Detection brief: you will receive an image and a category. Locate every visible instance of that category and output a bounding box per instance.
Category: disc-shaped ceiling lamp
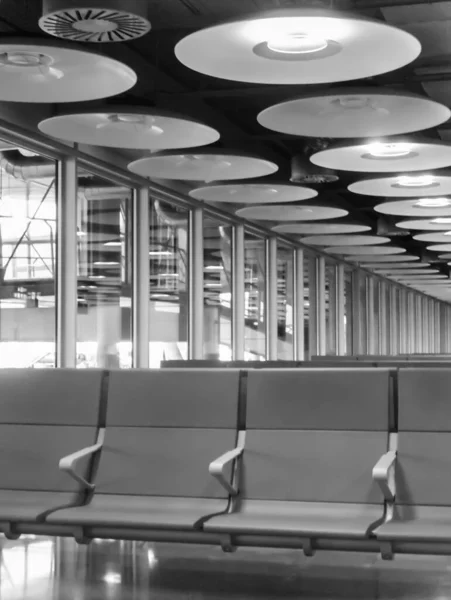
[272,222,371,235]
[311,140,451,173]
[258,89,450,139]
[175,9,420,85]
[300,235,389,247]
[128,151,278,181]
[367,262,426,269]
[39,108,220,150]
[189,181,316,204]
[349,175,451,198]
[396,218,451,231]
[377,269,437,276]
[351,255,419,263]
[395,274,447,280]
[414,232,451,243]
[235,205,348,221]
[374,199,451,218]
[0,39,136,102]
[427,244,451,252]
[439,254,451,259]
[325,246,406,255]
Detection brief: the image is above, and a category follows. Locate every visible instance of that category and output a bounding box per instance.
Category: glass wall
[76,170,131,369]
[326,262,337,356]
[0,146,57,368]
[277,245,294,360]
[244,231,266,361]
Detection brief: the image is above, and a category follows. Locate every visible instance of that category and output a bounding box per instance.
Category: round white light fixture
[128,151,278,181]
[189,181,317,204]
[396,218,451,231]
[349,175,451,198]
[257,89,449,138]
[439,254,451,259]
[427,244,451,252]
[325,246,406,256]
[375,199,451,218]
[235,205,348,222]
[311,140,451,173]
[349,255,419,263]
[395,274,447,280]
[39,108,220,150]
[0,40,136,102]
[414,232,451,243]
[377,269,437,275]
[366,262,426,269]
[175,10,420,85]
[300,234,389,247]
[272,222,371,235]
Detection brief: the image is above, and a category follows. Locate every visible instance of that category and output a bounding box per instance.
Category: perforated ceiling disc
[351,255,419,263]
[327,246,406,256]
[0,39,136,102]
[374,199,451,217]
[301,234,389,246]
[427,244,451,252]
[128,151,278,181]
[235,205,348,221]
[257,89,449,138]
[311,140,451,173]
[414,232,451,243]
[189,181,316,204]
[349,175,451,198]
[175,9,420,85]
[38,108,219,150]
[396,218,451,231]
[272,222,371,235]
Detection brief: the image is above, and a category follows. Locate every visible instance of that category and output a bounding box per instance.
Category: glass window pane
[76,170,131,369]
[304,252,311,358]
[326,262,337,356]
[0,147,56,368]
[244,232,266,361]
[359,273,368,354]
[345,267,353,355]
[277,245,293,360]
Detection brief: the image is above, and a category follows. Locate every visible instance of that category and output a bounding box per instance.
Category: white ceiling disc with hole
[0,40,137,102]
[175,10,420,84]
[235,204,348,221]
[301,234,389,246]
[377,269,437,275]
[325,245,406,255]
[349,175,451,198]
[367,262,427,269]
[439,254,451,259]
[128,152,278,181]
[39,108,220,150]
[351,255,419,263]
[427,244,451,252]
[374,200,451,217]
[272,222,370,234]
[258,89,449,138]
[414,232,451,243]
[396,218,451,231]
[189,182,317,204]
[311,140,451,173]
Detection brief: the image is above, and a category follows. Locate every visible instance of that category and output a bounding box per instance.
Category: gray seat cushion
[47,496,228,530]
[204,500,384,538]
[375,505,451,541]
[0,491,82,522]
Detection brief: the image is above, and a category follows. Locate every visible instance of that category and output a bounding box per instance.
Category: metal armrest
[209,431,245,496]
[372,450,397,502]
[59,428,105,491]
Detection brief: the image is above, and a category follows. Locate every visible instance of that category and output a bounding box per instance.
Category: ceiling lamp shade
[367,262,427,269]
[311,140,451,173]
[174,9,420,85]
[349,175,451,198]
[427,244,451,252]
[235,205,348,222]
[374,199,451,218]
[378,269,437,275]
[352,255,419,263]
[395,274,447,280]
[301,235,389,247]
[325,246,406,255]
[128,151,278,182]
[39,0,151,43]
[291,154,338,184]
[396,218,451,231]
[272,222,371,235]
[414,232,451,243]
[439,254,451,259]
[258,89,450,139]
[189,181,316,204]
[39,108,219,150]
[0,39,136,102]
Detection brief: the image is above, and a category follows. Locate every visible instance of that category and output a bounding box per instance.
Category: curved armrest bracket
[209,430,245,496]
[372,450,397,502]
[59,428,105,491]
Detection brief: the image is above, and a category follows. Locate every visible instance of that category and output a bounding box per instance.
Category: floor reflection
[2,535,451,600]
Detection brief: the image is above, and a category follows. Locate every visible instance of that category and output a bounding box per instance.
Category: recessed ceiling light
[416,198,451,208]
[398,175,435,187]
[97,114,164,136]
[366,142,413,158]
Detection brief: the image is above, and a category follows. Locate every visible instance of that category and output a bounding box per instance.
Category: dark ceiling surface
[0,0,451,266]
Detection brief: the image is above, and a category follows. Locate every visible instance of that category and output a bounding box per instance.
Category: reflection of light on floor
[1,540,53,593]
[148,548,158,567]
[103,572,122,585]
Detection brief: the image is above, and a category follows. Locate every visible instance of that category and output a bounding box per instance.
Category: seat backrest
[95,369,241,498]
[241,368,391,504]
[396,368,451,506]
[0,369,104,492]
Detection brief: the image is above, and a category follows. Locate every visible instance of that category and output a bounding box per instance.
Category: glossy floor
[3,536,451,600]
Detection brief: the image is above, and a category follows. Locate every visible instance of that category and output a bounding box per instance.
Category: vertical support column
[422,296,429,353]
[232,224,245,360]
[336,263,346,356]
[389,286,398,355]
[188,207,204,359]
[351,269,362,355]
[266,236,278,360]
[132,187,150,368]
[293,248,305,361]
[415,295,423,353]
[435,301,441,353]
[56,156,77,368]
[309,256,326,356]
[379,280,387,355]
[399,289,407,355]
[367,277,375,355]
[407,292,415,354]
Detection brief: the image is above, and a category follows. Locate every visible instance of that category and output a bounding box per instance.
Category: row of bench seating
[1,367,451,557]
[163,358,451,369]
